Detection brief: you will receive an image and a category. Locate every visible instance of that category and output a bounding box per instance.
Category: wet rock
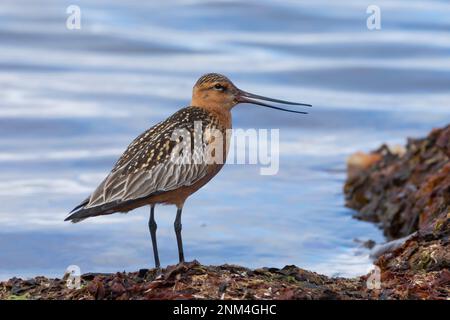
[0,262,370,300]
[345,124,450,299]
[344,124,450,240]
[87,278,106,300]
[347,151,382,180]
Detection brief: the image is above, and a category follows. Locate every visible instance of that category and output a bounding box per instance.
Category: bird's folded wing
[84,107,215,209]
[87,161,208,208]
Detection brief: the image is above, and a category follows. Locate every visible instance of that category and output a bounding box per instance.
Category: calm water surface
[0,0,450,279]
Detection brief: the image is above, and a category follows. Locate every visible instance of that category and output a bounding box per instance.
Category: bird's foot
[154,267,163,279]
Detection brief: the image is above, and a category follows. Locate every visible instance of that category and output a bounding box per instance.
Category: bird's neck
[193,104,232,130]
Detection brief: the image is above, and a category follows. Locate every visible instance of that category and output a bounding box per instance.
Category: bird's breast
[200,108,231,166]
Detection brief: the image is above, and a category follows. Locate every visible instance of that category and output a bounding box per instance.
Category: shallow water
[0,0,449,279]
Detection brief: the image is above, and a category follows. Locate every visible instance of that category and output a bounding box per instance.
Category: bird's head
[191,73,311,113]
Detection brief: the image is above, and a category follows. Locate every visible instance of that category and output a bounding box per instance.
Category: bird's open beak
[237,90,312,114]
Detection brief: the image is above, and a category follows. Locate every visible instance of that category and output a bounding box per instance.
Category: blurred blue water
[0,0,449,279]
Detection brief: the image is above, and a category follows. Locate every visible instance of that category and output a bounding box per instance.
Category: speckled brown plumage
[67,106,228,222]
[195,73,231,87]
[112,106,222,174]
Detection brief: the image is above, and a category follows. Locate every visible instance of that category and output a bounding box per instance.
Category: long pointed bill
[237,90,311,114]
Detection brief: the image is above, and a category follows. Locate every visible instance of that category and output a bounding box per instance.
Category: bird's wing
[84,106,219,209]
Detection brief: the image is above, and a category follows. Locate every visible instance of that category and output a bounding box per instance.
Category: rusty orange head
[191,73,311,113]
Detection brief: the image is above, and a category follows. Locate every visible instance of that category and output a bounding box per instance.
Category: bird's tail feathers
[65,200,121,223]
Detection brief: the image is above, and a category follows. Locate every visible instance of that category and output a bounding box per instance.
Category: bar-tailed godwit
[66,73,311,268]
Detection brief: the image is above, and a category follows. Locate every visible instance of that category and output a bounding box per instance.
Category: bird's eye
[213,84,225,91]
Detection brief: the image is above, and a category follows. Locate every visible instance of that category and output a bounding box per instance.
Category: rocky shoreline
[344,124,449,299]
[1,125,449,300]
[345,124,450,240]
[1,262,370,300]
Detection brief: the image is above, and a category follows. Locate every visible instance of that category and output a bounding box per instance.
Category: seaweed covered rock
[345,124,450,240]
[2,258,447,300]
[371,215,449,299]
[0,261,368,300]
[345,124,450,299]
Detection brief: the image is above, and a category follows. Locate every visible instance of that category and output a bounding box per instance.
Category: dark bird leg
[174,206,185,264]
[148,205,160,269]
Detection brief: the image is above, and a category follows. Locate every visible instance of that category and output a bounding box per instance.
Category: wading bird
[66,73,311,268]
